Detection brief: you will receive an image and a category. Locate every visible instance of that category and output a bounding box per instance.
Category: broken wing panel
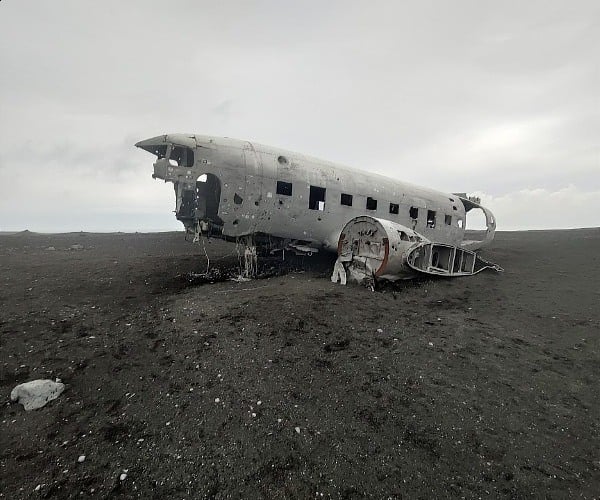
[334,215,502,284]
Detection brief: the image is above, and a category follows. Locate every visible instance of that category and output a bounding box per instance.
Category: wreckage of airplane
[135,134,502,284]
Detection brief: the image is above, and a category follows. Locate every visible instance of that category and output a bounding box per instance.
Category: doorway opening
[195,173,221,222]
[176,173,222,225]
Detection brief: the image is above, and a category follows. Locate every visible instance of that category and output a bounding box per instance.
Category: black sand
[1,229,599,498]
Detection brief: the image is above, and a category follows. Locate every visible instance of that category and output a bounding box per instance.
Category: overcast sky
[0,0,598,231]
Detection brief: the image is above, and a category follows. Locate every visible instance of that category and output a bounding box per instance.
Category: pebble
[295,427,301,434]
[376,328,383,333]
[78,455,86,463]
[214,398,220,403]
[119,473,127,481]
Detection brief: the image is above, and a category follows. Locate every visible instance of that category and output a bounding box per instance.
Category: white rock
[376,328,383,333]
[214,398,220,403]
[10,380,65,411]
[78,455,86,463]
[69,244,84,251]
[119,473,127,481]
[295,427,301,434]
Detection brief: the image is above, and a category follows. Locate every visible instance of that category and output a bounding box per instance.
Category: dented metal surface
[332,215,502,285]
[135,134,499,281]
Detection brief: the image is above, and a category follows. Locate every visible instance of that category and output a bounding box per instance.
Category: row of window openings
[276,181,456,228]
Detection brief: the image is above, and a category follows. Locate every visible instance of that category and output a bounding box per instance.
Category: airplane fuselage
[136,134,495,252]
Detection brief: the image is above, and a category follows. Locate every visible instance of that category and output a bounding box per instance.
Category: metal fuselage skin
[136,134,488,252]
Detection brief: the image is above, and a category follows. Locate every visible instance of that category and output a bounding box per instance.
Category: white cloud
[472,185,600,230]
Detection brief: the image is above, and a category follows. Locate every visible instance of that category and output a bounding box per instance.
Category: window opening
[366,197,378,211]
[445,214,452,225]
[340,193,353,206]
[168,146,194,168]
[389,203,399,214]
[427,210,436,228]
[309,186,326,211]
[276,181,292,196]
[151,145,168,158]
[409,206,419,219]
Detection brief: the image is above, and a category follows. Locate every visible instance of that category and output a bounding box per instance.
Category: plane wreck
[135,134,501,284]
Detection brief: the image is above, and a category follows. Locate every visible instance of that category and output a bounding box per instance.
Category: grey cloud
[0,0,598,231]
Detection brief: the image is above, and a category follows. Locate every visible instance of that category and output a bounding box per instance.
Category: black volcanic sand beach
[1,229,599,498]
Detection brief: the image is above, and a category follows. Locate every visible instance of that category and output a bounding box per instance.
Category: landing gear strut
[238,235,257,279]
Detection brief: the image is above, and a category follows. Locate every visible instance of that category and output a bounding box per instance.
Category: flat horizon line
[1,227,599,236]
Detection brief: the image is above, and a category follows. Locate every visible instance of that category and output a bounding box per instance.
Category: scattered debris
[10,379,65,411]
[335,216,502,286]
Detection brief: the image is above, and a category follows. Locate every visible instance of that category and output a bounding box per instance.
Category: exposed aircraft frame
[135,134,500,283]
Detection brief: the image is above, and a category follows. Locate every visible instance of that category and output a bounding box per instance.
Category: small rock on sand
[10,379,65,411]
